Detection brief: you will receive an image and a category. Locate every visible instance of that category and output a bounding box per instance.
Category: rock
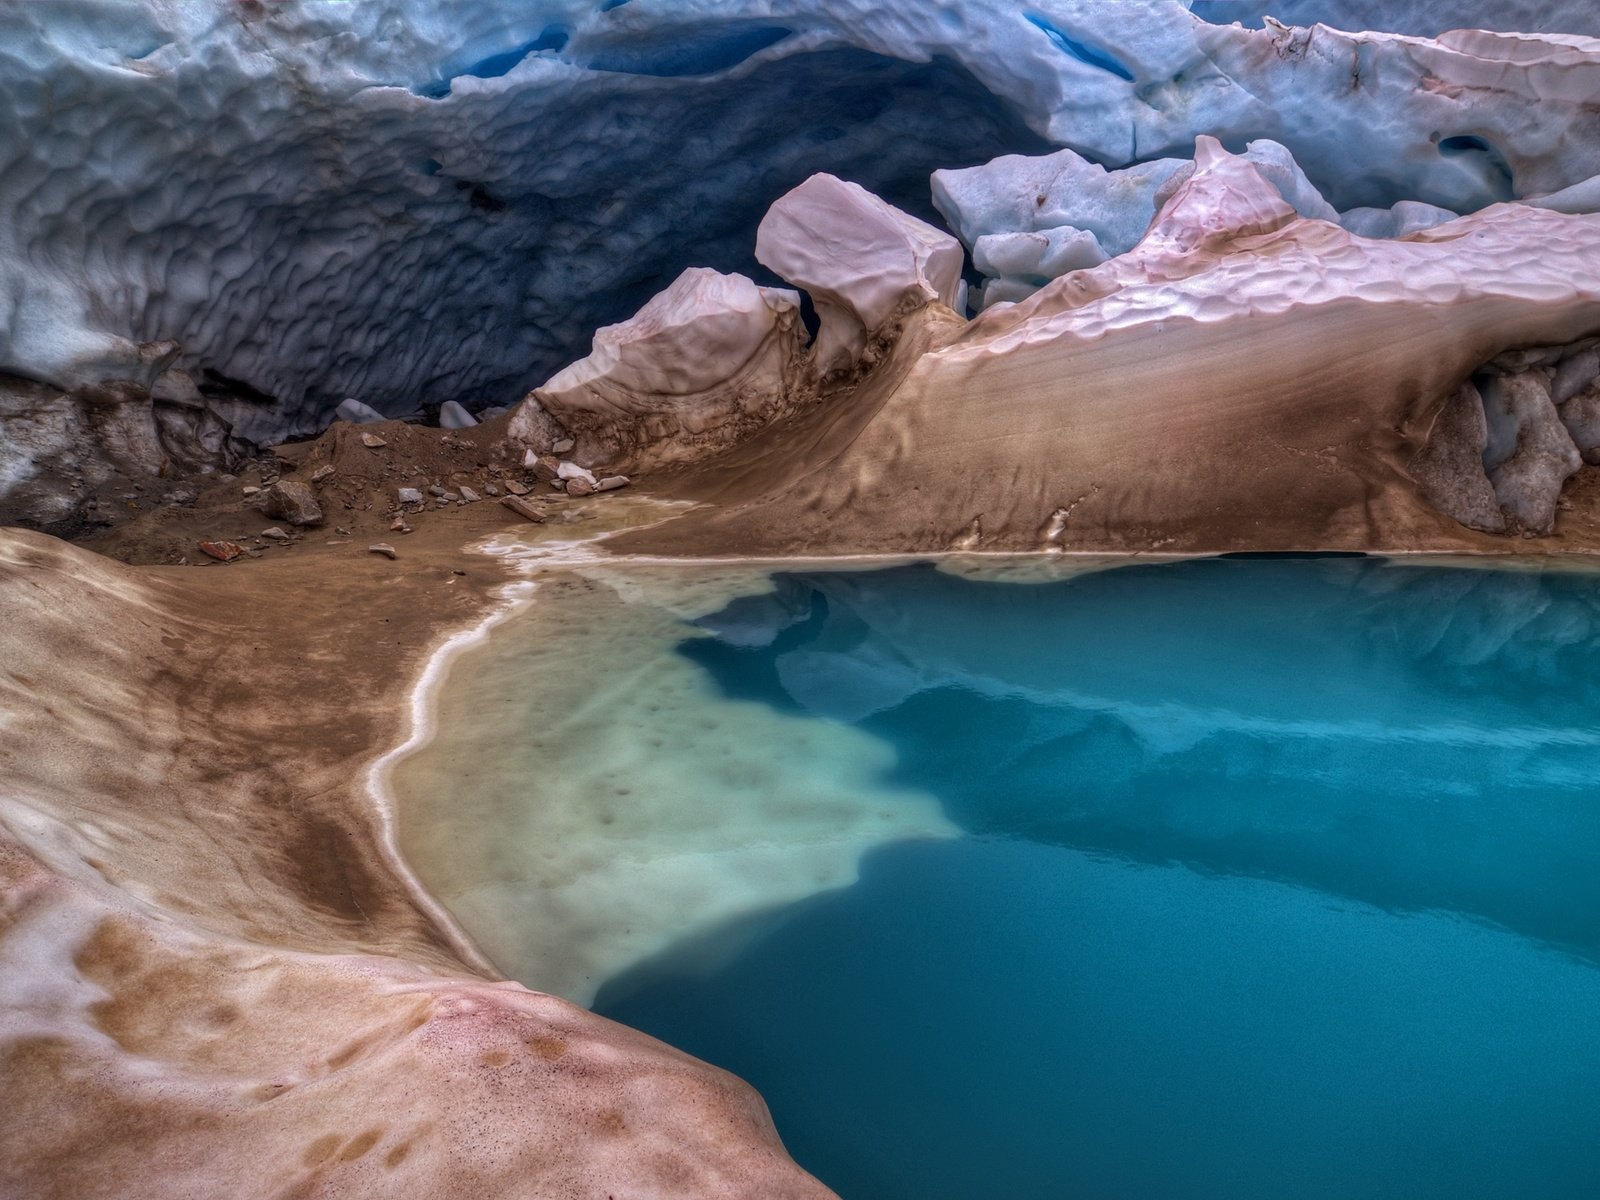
[335,398,386,424]
[500,495,548,523]
[596,475,630,492]
[503,480,529,496]
[557,461,598,485]
[241,485,261,497]
[197,539,243,562]
[552,437,575,453]
[1558,382,1600,464]
[458,485,481,503]
[756,173,963,372]
[1410,382,1506,533]
[368,542,398,559]
[528,455,560,482]
[1552,347,1600,404]
[260,526,291,543]
[565,477,595,497]
[360,431,387,448]
[1481,371,1583,532]
[427,484,447,497]
[483,483,501,497]
[440,491,459,502]
[396,487,423,505]
[310,464,335,483]
[439,399,477,429]
[389,515,411,533]
[261,480,324,527]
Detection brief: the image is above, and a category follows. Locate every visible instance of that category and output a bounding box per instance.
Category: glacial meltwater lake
[395,554,1600,1199]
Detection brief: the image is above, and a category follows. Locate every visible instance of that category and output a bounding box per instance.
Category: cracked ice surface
[4,0,1600,437]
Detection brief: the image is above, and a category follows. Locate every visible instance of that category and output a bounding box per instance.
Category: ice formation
[755,174,964,373]
[524,267,804,472]
[5,1,1600,438]
[609,138,1600,557]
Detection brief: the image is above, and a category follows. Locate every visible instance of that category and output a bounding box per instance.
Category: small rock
[529,455,561,482]
[262,480,324,527]
[441,491,459,502]
[556,461,598,485]
[458,485,481,503]
[198,539,243,562]
[390,516,412,533]
[552,437,575,453]
[504,480,529,496]
[483,483,501,497]
[242,485,261,497]
[369,543,398,559]
[427,485,447,497]
[522,448,540,468]
[219,473,237,483]
[397,487,424,504]
[501,495,548,523]
[260,527,291,543]
[566,477,595,497]
[361,432,387,449]
[596,475,630,492]
[311,464,336,483]
[335,526,351,536]
[439,400,478,429]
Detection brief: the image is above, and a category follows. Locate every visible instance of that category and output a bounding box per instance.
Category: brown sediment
[0,509,835,1199]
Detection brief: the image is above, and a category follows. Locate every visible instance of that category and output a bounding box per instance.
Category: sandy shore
[0,502,834,1199]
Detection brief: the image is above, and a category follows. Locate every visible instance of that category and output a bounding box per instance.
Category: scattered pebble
[390,516,413,533]
[360,432,387,448]
[483,483,501,497]
[260,526,291,543]
[596,475,630,492]
[311,464,336,483]
[198,539,243,562]
[369,542,398,559]
[427,485,447,497]
[242,485,261,497]
[504,480,529,496]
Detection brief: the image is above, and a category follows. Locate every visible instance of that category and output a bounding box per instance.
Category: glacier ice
[525,266,804,471]
[756,174,963,374]
[5,1,1600,438]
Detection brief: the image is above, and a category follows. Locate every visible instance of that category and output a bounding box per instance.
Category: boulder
[1478,372,1581,533]
[261,480,324,527]
[1409,382,1506,533]
[756,173,963,372]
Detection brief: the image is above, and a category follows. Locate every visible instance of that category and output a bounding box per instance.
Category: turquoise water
[593,557,1600,1199]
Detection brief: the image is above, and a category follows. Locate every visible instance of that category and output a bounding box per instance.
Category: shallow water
[398,553,1600,1198]
[591,557,1600,1199]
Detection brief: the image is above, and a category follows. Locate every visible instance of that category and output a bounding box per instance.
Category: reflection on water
[595,556,1600,1200]
[682,557,1600,961]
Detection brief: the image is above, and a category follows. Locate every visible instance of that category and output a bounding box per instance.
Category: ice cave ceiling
[3,0,1600,438]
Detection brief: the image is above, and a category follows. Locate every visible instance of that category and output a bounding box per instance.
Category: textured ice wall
[1192,2,1600,38]
[5,0,1600,437]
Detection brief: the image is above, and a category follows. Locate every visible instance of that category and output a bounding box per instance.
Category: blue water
[593,557,1600,1199]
